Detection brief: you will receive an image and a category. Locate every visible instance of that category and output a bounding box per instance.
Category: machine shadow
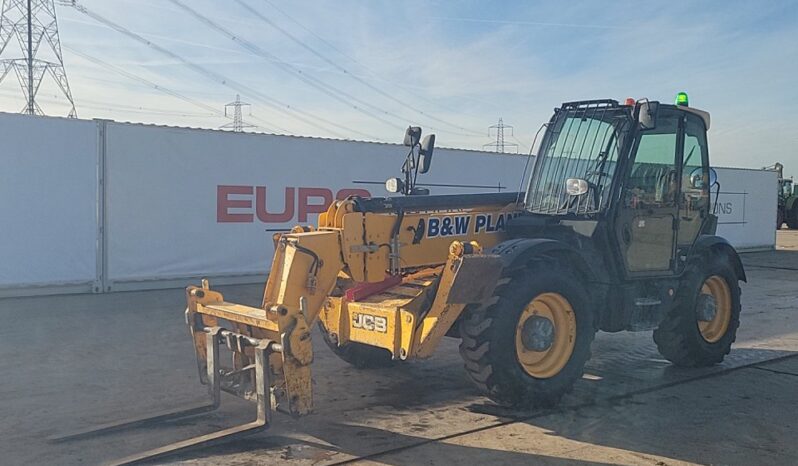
[165,348,797,466]
[462,348,798,466]
[175,424,618,466]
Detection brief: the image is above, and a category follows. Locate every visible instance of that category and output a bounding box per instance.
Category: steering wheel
[586,169,610,179]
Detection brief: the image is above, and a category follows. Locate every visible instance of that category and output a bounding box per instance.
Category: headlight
[385,177,404,194]
[565,178,588,196]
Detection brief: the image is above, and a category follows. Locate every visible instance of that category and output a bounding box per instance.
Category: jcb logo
[352,313,388,333]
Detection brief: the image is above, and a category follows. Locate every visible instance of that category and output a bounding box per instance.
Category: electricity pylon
[0,0,77,117]
[483,118,518,154]
[221,94,254,132]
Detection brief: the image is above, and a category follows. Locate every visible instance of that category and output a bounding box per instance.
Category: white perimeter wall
[0,113,778,297]
[0,114,100,294]
[104,123,526,290]
[714,167,777,250]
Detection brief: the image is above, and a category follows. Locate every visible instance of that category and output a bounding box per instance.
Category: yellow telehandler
[57,96,746,465]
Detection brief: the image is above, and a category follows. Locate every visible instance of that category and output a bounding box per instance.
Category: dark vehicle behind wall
[766,163,797,229]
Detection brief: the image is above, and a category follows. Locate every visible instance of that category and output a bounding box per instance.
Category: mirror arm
[400,147,416,195]
[395,128,435,196]
[412,144,421,190]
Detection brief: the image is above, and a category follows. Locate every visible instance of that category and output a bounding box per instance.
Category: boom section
[186,193,521,418]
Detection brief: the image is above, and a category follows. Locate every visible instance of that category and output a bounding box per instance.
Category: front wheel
[459,262,595,407]
[654,254,742,367]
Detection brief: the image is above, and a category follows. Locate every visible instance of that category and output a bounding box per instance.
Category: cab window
[625,116,679,209]
[677,113,710,246]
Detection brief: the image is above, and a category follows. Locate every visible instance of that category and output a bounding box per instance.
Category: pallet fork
[50,325,280,466]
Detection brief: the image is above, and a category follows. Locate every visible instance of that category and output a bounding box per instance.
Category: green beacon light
[675,92,689,107]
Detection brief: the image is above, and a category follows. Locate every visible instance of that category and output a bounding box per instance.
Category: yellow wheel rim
[515,292,577,379]
[697,275,732,343]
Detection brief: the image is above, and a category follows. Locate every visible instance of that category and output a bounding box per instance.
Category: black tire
[318,322,396,369]
[777,208,784,230]
[787,205,798,229]
[459,262,596,407]
[653,254,742,367]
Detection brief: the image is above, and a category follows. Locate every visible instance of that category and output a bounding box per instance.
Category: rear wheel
[459,262,595,407]
[318,322,395,369]
[777,208,784,230]
[654,254,741,367]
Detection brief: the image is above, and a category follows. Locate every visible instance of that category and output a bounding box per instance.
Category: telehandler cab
[58,95,745,465]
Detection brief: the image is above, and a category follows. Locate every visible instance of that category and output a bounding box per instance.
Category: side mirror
[709,167,718,187]
[404,126,422,147]
[689,167,704,189]
[637,101,659,130]
[689,167,719,189]
[419,134,435,174]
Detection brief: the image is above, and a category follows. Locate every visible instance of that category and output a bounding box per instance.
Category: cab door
[616,108,681,275]
[676,112,711,253]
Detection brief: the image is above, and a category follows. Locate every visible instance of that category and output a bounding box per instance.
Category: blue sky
[1,0,796,176]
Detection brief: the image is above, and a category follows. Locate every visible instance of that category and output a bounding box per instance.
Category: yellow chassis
[186,196,520,417]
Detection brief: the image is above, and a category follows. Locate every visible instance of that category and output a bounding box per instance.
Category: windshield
[784,180,793,197]
[526,102,633,215]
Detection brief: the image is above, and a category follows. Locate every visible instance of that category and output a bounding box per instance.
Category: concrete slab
[743,231,798,269]
[754,356,798,375]
[363,365,798,466]
[775,230,798,251]
[0,240,796,466]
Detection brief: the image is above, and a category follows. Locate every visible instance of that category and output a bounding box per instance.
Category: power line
[169,0,407,133]
[63,45,274,131]
[510,134,529,153]
[221,94,254,132]
[258,0,487,134]
[239,0,485,137]
[0,0,76,117]
[66,1,384,141]
[483,117,518,154]
[0,85,217,118]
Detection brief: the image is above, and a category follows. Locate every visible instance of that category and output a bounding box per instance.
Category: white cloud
[0,0,795,175]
